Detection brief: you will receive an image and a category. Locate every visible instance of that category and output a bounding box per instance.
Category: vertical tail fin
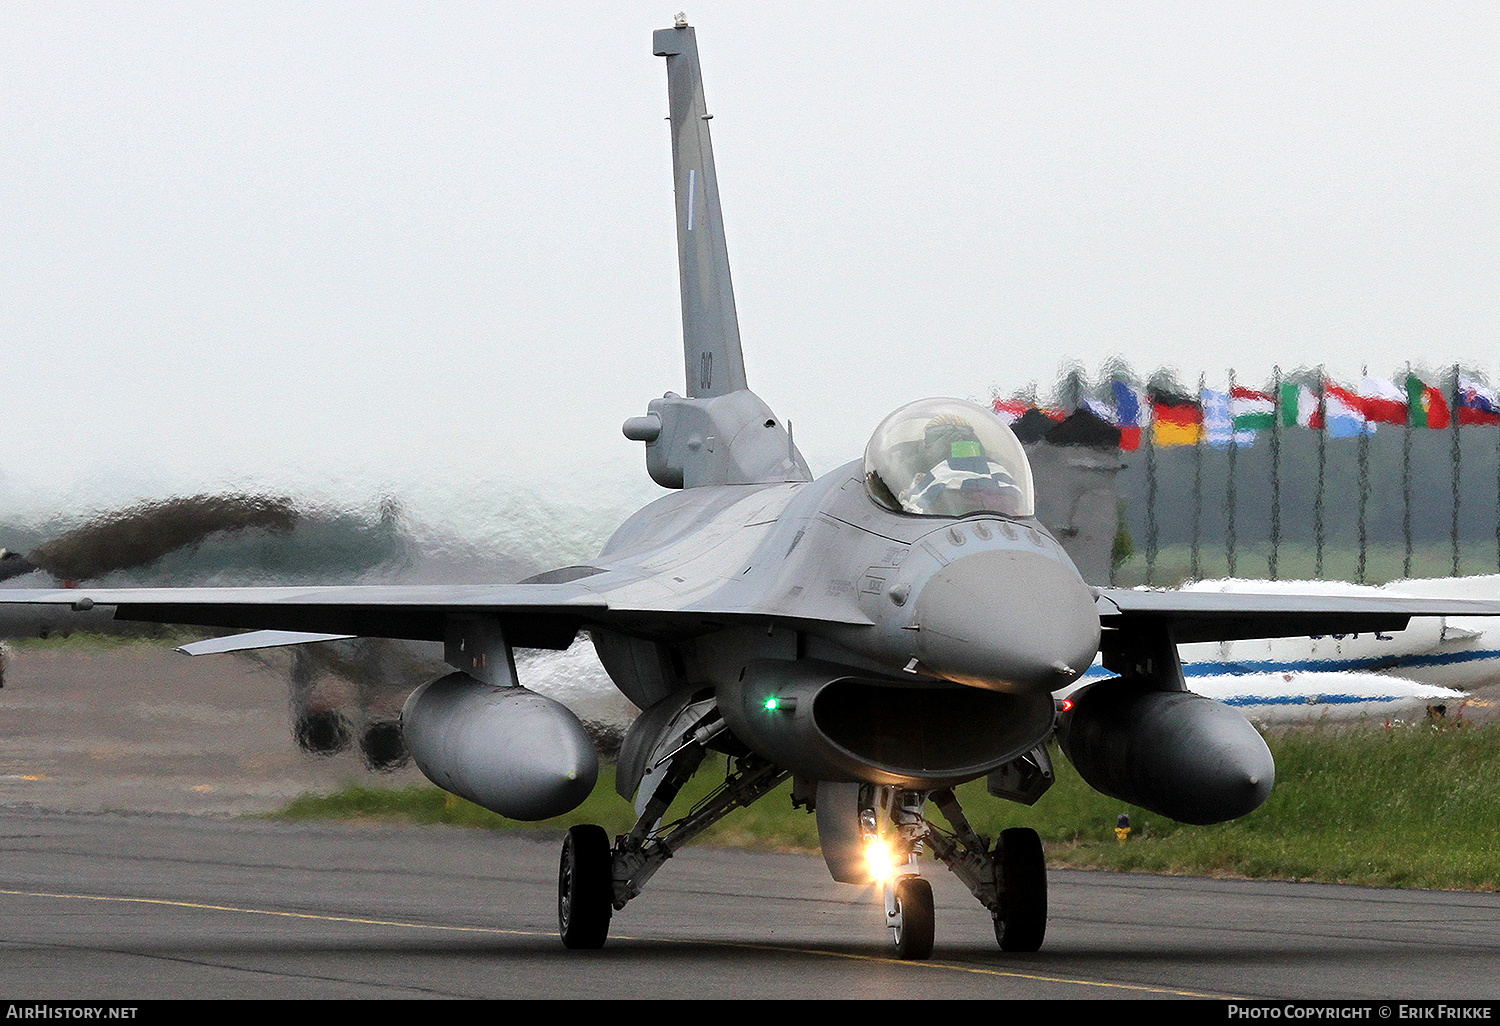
[654,18,748,398]
[630,20,810,489]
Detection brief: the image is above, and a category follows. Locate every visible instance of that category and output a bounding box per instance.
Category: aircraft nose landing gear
[875,789,937,960]
[833,783,1049,960]
[887,874,935,960]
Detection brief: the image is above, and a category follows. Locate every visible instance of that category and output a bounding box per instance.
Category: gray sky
[4,2,1498,520]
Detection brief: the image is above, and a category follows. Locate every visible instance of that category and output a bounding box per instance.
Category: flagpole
[1270,366,1281,581]
[1316,372,1327,579]
[1226,369,1238,578]
[1452,363,1462,578]
[1403,363,1413,579]
[1357,366,1369,585]
[1192,373,1204,581]
[1146,418,1158,586]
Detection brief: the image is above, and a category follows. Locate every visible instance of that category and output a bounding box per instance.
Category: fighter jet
[6,18,1500,959]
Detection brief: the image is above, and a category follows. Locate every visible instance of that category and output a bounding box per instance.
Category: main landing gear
[555,705,789,950]
[558,824,613,949]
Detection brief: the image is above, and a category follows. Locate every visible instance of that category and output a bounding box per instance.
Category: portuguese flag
[1406,376,1450,428]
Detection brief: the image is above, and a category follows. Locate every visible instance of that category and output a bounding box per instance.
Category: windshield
[863,398,1035,518]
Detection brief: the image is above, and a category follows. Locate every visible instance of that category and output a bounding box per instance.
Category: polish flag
[1356,376,1408,425]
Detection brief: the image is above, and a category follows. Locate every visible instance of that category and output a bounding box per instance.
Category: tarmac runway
[3,644,1500,1001]
[6,809,1500,1001]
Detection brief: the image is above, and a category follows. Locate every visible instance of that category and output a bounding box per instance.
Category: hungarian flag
[1230,385,1276,433]
[1149,387,1203,447]
[1406,376,1450,428]
[1279,382,1323,429]
[1457,375,1500,426]
[1357,376,1408,425]
[1110,380,1148,451]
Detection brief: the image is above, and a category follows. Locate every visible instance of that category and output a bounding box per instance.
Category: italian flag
[1279,382,1323,429]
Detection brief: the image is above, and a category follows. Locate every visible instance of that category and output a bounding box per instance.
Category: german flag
[1149,387,1203,447]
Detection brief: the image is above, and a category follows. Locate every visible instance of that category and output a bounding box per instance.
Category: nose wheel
[887,874,935,960]
[558,824,613,949]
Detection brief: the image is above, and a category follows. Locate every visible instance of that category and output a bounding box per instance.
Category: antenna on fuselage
[654,17,748,399]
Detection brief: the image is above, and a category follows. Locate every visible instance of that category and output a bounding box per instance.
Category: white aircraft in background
[1067,575,1500,723]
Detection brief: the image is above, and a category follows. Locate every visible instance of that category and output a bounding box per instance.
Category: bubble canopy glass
[863,398,1036,518]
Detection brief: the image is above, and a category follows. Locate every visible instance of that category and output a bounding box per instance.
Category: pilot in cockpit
[900,416,1026,517]
[864,398,1036,520]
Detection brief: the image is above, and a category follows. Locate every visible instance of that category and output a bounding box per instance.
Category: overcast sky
[3,2,1498,520]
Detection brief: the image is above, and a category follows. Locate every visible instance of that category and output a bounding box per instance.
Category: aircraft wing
[0,574,870,650]
[1096,587,1500,644]
[10,580,1498,650]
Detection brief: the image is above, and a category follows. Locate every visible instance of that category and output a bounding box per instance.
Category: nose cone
[913,548,1100,693]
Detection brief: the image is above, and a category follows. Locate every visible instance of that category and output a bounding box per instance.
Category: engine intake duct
[1056,677,1274,825]
[718,659,1055,788]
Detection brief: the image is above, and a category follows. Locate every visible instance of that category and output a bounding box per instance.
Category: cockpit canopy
[864,398,1036,518]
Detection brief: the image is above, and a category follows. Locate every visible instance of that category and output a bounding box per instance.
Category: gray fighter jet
[7,18,1500,959]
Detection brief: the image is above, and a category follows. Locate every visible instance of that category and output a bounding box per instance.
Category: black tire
[558,824,613,949]
[891,876,935,960]
[994,826,1047,952]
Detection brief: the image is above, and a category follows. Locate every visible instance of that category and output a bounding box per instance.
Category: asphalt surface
[3,645,1500,1001]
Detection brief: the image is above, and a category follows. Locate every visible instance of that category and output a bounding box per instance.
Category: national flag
[992,398,1031,425]
[1149,387,1203,447]
[1080,396,1116,423]
[1202,388,1257,449]
[1229,385,1275,433]
[1279,382,1323,429]
[1457,375,1500,426]
[1323,382,1376,437]
[1356,376,1408,425]
[1405,376,1450,429]
[1110,380,1148,451]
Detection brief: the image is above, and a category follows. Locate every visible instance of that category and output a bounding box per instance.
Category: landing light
[864,839,895,883]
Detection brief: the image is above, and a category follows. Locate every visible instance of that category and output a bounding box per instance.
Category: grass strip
[273,718,1500,891]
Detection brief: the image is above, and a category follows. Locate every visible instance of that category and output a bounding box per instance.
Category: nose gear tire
[891,876,935,960]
